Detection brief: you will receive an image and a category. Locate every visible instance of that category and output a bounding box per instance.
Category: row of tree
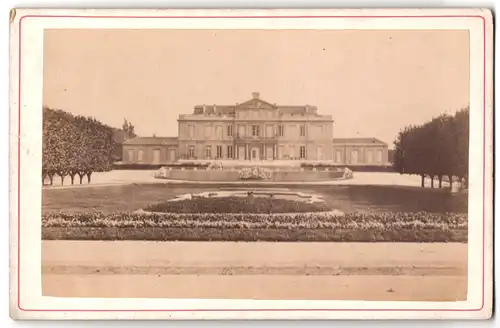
[392,106,469,189]
[42,107,117,185]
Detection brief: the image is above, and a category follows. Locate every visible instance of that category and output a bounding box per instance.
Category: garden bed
[144,196,331,214]
[42,227,467,242]
[42,211,467,242]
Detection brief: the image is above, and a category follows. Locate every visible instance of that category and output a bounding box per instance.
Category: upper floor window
[205,145,212,159]
[252,125,260,137]
[278,125,284,137]
[300,125,306,137]
[227,125,233,137]
[216,145,223,159]
[204,126,212,139]
[187,125,194,138]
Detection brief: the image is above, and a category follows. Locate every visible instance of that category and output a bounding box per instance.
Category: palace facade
[122,93,389,165]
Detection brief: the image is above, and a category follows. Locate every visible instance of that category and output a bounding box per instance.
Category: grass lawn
[42,183,467,214]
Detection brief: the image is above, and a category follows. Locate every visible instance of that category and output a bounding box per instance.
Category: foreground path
[42,241,467,301]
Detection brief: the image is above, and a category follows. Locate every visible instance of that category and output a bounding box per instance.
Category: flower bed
[42,211,468,242]
[42,211,467,230]
[239,167,272,180]
[144,196,331,214]
[42,227,467,243]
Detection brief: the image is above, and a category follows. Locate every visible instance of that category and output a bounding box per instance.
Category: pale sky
[43,29,469,146]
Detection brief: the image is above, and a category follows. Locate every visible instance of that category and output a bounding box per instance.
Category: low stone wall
[271,171,344,182]
[159,170,240,181]
[156,169,345,182]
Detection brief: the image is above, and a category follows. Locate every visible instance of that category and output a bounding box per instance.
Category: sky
[43,29,469,146]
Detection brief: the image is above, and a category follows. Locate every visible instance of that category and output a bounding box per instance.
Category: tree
[451,107,469,188]
[42,107,117,185]
[391,106,469,190]
[122,118,137,138]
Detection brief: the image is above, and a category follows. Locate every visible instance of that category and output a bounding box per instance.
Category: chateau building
[122,93,389,165]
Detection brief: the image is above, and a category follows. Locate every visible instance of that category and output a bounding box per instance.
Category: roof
[123,137,178,145]
[333,138,387,145]
[193,93,315,115]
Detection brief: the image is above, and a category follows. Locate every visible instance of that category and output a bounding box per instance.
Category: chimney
[252,92,260,99]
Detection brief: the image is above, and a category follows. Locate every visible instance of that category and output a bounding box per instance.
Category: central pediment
[236,92,277,110]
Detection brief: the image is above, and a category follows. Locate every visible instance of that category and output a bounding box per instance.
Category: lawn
[42,183,468,214]
[42,183,467,242]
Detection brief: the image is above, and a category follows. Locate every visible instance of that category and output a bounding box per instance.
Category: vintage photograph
[10,8,493,320]
[41,28,471,301]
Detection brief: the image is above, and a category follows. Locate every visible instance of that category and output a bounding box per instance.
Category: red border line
[17,14,487,313]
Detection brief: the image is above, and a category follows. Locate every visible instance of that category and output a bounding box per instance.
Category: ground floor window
[300,146,306,159]
[127,150,134,162]
[188,145,195,159]
[137,150,144,163]
[351,150,359,164]
[366,150,373,163]
[227,145,233,159]
[335,150,342,163]
[205,145,212,159]
[216,145,223,159]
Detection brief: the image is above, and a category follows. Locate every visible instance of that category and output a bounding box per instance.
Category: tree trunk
[78,173,84,184]
[86,172,92,184]
[430,176,434,188]
[60,175,65,186]
[70,174,76,185]
[421,175,425,188]
[48,174,54,185]
[438,175,443,188]
[462,176,468,189]
[448,175,453,189]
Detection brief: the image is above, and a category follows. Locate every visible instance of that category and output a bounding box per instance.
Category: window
[300,146,306,159]
[336,150,342,163]
[316,146,323,160]
[137,150,144,162]
[252,125,260,137]
[227,145,233,159]
[351,150,359,164]
[127,150,134,162]
[188,145,195,159]
[367,150,373,163]
[204,126,212,139]
[215,126,222,139]
[278,125,284,137]
[237,125,245,138]
[216,145,223,159]
[187,125,194,138]
[300,125,306,137]
[227,125,233,137]
[205,145,212,159]
[266,125,274,138]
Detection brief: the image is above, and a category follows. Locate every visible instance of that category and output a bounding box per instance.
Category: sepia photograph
[10,9,493,320]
